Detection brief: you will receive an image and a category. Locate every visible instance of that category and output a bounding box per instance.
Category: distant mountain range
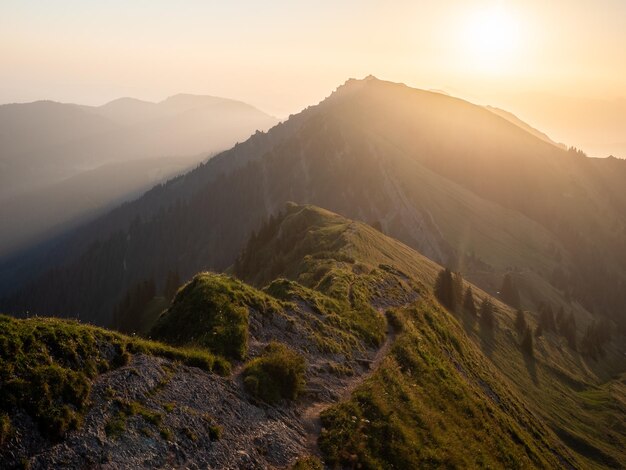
[1,77,625,333]
[0,94,278,256]
[490,93,626,159]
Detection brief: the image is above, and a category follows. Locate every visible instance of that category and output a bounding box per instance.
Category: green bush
[243,342,306,404]
[291,456,323,470]
[208,424,222,441]
[0,413,11,445]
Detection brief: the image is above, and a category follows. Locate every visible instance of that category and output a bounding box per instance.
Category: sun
[461,6,522,74]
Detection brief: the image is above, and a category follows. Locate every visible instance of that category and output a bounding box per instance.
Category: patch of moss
[208,424,222,441]
[105,399,163,439]
[104,412,127,439]
[159,427,173,441]
[243,342,306,404]
[182,426,197,441]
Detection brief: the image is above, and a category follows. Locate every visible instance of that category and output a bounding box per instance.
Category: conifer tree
[514,309,527,334]
[500,273,521,308]
[434,268,455,311]
[521,326,534,356]
[539,303,557,332]
[463,286,477,317]
[452,272,464,309]
[479,298,495,329]
[163,270,181,301]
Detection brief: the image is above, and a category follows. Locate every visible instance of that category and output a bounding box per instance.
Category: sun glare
[461,6,522,74]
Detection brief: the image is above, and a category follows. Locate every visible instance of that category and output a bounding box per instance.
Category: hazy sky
[1,1,625,154]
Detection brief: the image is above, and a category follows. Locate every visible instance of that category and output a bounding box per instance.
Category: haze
[1,0,625,157]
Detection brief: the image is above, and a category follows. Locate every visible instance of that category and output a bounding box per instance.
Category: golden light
[461,6,523,74]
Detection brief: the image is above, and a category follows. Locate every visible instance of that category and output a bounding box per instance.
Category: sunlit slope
[1,204,623,468]
[3,77,624,333]
[0,94,278,258]
[234,204,625,468]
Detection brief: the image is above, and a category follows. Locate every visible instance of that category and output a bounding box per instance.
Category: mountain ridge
[2,76,625,332]
[2,203,622,468]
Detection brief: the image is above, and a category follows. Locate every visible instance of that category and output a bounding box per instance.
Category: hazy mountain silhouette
[2,77,624,332]
[484,105,567,150]
[493,93,626,158]
[0,94,278,256]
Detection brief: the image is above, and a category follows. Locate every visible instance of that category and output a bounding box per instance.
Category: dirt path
[300,323,397,455]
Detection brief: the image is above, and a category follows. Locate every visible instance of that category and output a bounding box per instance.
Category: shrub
[208,424,222,441]
[291,456,323,470]
[0,413,11,445]
[243,342,306,404]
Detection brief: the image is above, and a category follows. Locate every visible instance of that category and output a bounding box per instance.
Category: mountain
[1,76,625,334]
[490,93,626,159]
[0,155,201,257]
[484,105,567,150]
[1,204,622,468]
[0,94,278,257]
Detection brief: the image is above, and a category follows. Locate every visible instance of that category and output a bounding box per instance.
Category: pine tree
[556,306,565,329]
[500,273,521,308]
[539,303,557,332]
[521,326,534,356]
[463,286,477,317]
[163,270,181,301]
[434,268,455,311]
[452,272,464,310]
[561,312,577,350]
[479,298,495,329]
[514,309,527,334]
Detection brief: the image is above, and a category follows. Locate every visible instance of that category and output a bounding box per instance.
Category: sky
[1,0,625,155]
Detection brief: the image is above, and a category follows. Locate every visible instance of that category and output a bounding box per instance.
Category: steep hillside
[235,204,626,468]
[0,155,201,258]
[2,205,622,468]
[0,95,277,257]
[2,76,625,333]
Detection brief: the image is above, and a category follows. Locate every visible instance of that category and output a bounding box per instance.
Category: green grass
[200,413,222,440]
[265,277,385,349]
[253,205,626,468]
[243,342,306,404]
[0,314,227,441]
[291,456,323,470]
[104,397,177,441]
[236,204,624,468]
[318,300,577,469]
[0,413,10,445]
[151,272,283,360]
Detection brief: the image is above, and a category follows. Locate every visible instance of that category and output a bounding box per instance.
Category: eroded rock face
[8,354,306,469]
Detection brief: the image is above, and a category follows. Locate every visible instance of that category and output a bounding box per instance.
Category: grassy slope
[1,203,623,467]
[239,204,624,468]
[0,315,228,444]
